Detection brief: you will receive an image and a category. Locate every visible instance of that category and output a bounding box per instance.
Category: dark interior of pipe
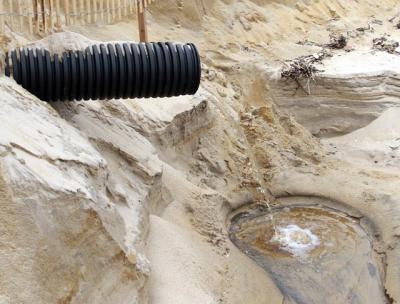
[5,42,201,102]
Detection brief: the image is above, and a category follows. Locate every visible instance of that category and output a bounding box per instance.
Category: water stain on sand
[229,202,388,304]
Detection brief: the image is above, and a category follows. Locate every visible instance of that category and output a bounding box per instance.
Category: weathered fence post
[110,0,115,23]
[55,0,61,29]
[99,0,104,24]
[130,0,135,14]
[123,0,128,16]
[48,0,54,30]
[28,1,33,34]
[106,0,111,24]
[33,0,40,34]
[0,0,4,35]
[79,0,84,24]
[9,0,14,31]
[93,0,98,23]
[41,0,46,34]
[0,0,157,36]
[86,0,91,23]
[117,0,121,20]
[138,0,148,42]
[65,0,70,25]
[72,0,78,24]
[17,1,24,33]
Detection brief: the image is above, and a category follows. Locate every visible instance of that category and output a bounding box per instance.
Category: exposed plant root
[281,50,332,94]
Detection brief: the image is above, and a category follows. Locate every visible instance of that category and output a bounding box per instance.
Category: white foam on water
[270,224,320,259]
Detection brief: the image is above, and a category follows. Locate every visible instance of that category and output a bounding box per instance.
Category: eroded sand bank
[1,0,400,303]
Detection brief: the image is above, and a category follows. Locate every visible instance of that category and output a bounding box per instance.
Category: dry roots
[281,50,332,94]
[296,33,347,49]
[373,37,399,53]
[326,34,347,49]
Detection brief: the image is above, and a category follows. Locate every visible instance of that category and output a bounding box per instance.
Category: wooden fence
[0,0,156,35]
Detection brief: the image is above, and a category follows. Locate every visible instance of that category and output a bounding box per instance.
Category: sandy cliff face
[269,51,400,137]
[0,78,148,304]
[1,0,400,303]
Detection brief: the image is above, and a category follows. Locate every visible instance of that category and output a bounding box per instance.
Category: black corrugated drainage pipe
[5,42,201,102]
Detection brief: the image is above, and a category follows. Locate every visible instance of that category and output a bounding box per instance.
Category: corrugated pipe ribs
[5,42,201,102]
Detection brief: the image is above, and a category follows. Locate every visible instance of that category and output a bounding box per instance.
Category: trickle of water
[265,201,277,238]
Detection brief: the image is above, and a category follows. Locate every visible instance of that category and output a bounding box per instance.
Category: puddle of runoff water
[230,206,388,304]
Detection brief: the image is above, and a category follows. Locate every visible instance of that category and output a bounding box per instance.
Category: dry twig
[281,50,332,94]
[326,33,347,49]
[373,37,399,53]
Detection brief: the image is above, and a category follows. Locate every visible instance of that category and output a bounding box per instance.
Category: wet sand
[230,203,388,304]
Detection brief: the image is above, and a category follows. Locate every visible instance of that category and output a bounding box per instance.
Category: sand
[0,0,400,303]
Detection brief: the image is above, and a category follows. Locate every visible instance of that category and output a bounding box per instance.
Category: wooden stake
[137,0,147,42]
[110,0,115,23]
[106,0,111,24]
[86,0,91,23]
[41,0,46,33]
[28,1,34,34]
[134,0,137,14]
[18,0,24,33]
[99,0,104,23]
[9,0,14,31]
[93,0,98,23]
[72,0,77,24]
[123,0,128,16]
[0,0,4,35]
[49,0,54,30]
[33,0,40,33]
[65,0,70,25]
[117,0,122,20]
[55,0,61,29]
[79,0,85,24]
[127,0,130,14]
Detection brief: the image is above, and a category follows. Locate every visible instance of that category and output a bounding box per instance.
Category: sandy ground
[1,0,400,303]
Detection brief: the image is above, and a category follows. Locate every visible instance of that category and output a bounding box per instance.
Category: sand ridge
[0,0,400,303]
